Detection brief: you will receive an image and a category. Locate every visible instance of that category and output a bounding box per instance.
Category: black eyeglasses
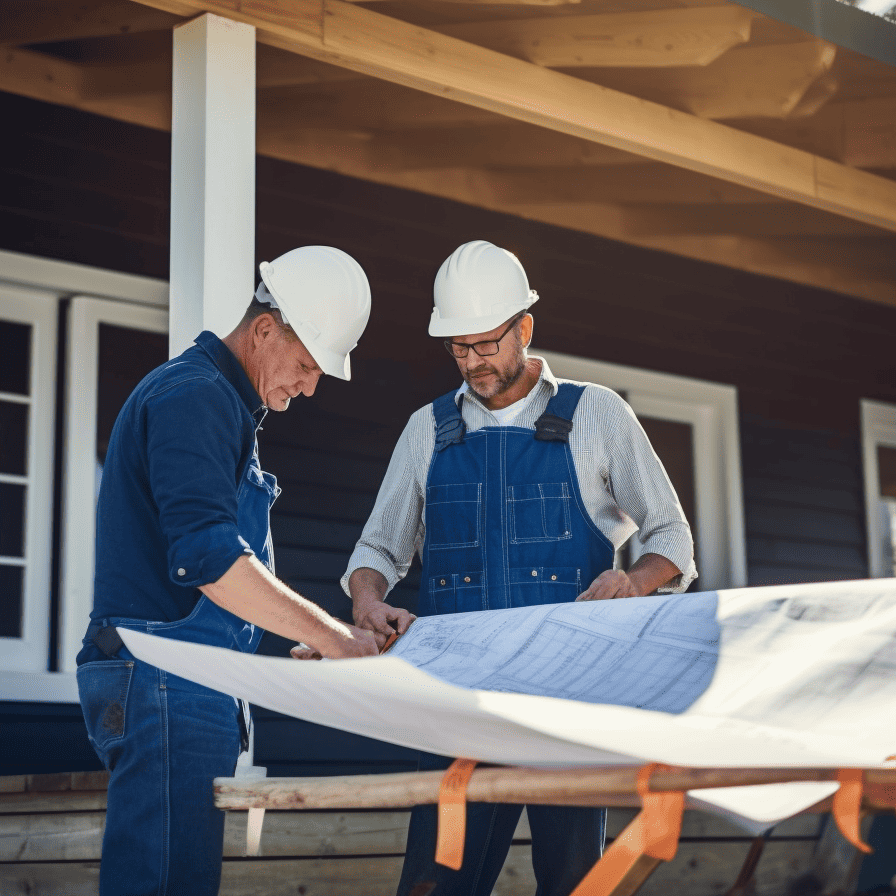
[443,314,525,359]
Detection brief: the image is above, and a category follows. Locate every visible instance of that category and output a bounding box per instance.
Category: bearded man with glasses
[339,239,697,896]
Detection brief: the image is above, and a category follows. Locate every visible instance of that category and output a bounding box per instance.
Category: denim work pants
[396,753,606,896]
[78,639,241,896]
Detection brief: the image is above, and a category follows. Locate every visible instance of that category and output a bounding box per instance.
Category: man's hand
[575,569,637,602]
[576,553,683,601]
[349,567,416,639]
[290,623,381,661]
[354,595,416,639]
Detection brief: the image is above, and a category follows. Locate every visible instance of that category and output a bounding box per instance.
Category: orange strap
[833,769,872,854]
[435,759,478,870]
[570,764,685,896]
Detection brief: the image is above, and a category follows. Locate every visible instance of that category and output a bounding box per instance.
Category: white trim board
[0,249,168,308]
[861,399,896,579]
[538,349,747,591]
[59,298,169,674]
[0,285,58,674]
[0,671,79,704]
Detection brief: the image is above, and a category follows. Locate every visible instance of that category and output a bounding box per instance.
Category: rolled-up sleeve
[142,378,253,587]
[605,395,697,592]
[341,410,429,597]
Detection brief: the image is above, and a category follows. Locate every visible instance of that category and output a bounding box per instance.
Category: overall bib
[398,384,614,896]
[77,447,278,896]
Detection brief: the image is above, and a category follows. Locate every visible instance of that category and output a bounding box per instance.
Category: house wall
[2,91,896,777]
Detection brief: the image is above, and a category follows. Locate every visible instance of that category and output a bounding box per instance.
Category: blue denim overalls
[77,445,278,896]
[398,384,614,896]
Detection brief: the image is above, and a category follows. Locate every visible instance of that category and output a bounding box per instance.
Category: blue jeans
[78,643,241,896]
[396,753,606,896]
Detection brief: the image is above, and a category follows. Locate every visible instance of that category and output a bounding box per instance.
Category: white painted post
[169,13,256,358]
[169,13,261,771]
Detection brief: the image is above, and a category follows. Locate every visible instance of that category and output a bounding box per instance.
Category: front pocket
[426,482,481,549]
[508,482,572,544]
[428,571,484,615]
[76,660,135,754]
[509,566,582,606]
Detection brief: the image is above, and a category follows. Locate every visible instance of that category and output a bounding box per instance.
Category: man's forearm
[200,555,374,656]
[349,567,389,606]
[627,552,682,596]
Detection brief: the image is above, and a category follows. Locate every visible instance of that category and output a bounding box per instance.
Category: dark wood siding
[3,91,896,776]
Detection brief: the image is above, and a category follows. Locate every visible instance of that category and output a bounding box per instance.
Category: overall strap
[432,390,466,452]
[534,383,587,442]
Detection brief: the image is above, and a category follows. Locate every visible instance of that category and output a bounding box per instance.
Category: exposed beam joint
[126,0,896,234]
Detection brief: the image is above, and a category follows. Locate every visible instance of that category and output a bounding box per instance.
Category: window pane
[96,324,168,467]
[878,445,896,500]
[0,401,28,475]
[0,483,26,557]
[0,320,31,396]
[637,417,698,580]
[0,564,23,638]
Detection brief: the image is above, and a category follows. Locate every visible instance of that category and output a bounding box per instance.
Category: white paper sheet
[119,578,896,831]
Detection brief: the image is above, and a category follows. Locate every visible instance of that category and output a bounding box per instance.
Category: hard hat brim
[427,294,538,338]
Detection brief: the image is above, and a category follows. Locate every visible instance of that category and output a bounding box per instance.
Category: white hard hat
[257,246,371,381]
[429,240,539,338]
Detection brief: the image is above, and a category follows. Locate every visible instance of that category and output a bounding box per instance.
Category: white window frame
[59,298,169,674]
[861,399,896,579]
[0,285,58,674]
[0,251,167,702]
[539,349,747,591]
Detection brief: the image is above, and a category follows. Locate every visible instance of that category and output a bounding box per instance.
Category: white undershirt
[458,381,535,426]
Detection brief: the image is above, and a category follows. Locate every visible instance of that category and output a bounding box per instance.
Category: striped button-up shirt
[341,357,697,597]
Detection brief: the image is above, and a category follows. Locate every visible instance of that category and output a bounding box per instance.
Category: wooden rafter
[436,6,754,68]
[582,40,839,120]
[123,0,896,236]
[0,0,180,47]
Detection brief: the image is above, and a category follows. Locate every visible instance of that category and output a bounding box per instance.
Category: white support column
[169,13,256,358]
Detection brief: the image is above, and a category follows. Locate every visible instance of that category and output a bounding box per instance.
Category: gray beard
[465,346,527,401]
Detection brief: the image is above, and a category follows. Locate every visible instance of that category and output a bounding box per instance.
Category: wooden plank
[0,1,181,47]
[0,840,823,896]
[437,7,753,68]
[127,0,896,233]
[586,40,838,120]
[0,791,108,814]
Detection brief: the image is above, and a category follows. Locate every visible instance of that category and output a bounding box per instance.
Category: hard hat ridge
[258,246,371,381]
[429,239,539,338]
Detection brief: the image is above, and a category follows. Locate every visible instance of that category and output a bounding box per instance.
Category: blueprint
[119,578,896,833]
[388,593,720,713]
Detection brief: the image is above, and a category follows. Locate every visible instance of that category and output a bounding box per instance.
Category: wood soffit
[0,0,894,306]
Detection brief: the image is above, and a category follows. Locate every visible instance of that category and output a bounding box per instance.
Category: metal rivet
[440,579,446,586]
[531,570,538,577]
[464,576,471,583]
[551,575,557,581]
[177,567,186,576]
[160,684,166,690]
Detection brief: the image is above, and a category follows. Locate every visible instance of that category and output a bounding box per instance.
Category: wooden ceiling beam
[437,6,753,69]
[126,0,896,234]
[353,124,647,170]
[733,98,896,172]
[581,40,838,120]
[0,1,181,47]
[614,203,890,239]
[484,165,778,205]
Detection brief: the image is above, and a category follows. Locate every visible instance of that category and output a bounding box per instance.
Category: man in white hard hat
[76,247,380,896]
[342,240,697,896]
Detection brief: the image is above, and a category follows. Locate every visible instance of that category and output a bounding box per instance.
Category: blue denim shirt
[89,331,267,627]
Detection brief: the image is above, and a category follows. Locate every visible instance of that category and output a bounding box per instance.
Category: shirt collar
[455,355,560,403]
[194,331,267,427]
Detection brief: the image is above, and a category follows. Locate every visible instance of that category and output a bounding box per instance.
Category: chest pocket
[508,482,572,544]
[426,482,481,550]
[237,462,280,558]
